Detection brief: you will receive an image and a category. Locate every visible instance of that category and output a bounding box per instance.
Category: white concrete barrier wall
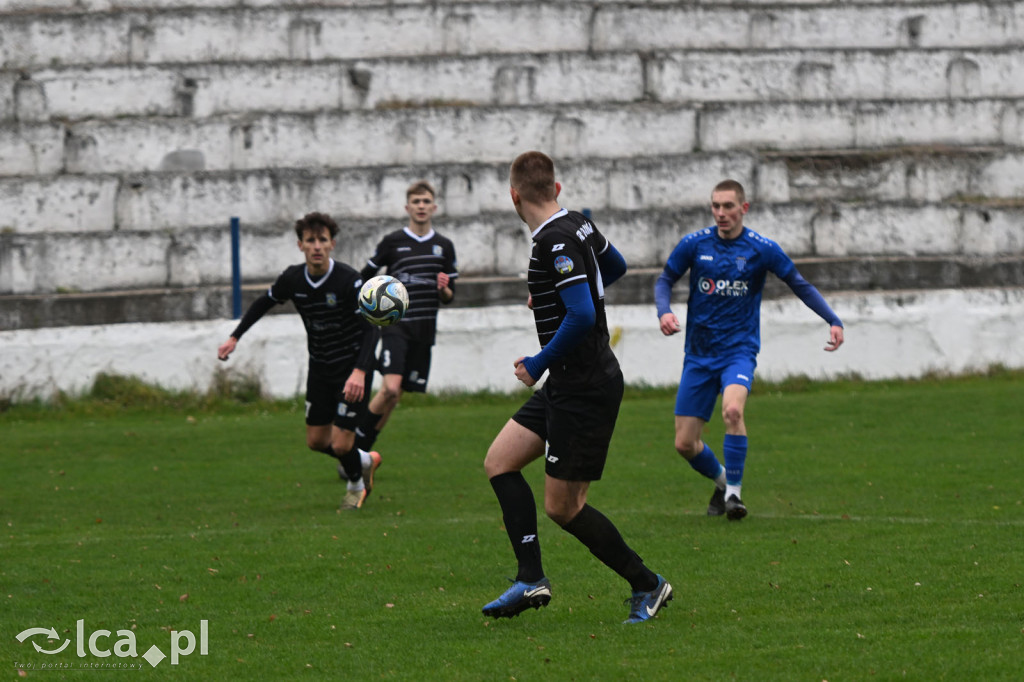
[2,288,1022,401]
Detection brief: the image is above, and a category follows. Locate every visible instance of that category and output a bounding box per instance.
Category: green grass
[2,372,1023,681]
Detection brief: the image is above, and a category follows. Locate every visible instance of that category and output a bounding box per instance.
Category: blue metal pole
[230,217,241,319]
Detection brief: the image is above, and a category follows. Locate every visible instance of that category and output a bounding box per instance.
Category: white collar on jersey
[531,208,568,239]
[403,226,436,242]
[304,258,335,288]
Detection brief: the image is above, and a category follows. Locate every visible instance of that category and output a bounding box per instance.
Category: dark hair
[406,180,436,201]
[294,212,339,240]
[510,151,557,204]
[713,179,746,204]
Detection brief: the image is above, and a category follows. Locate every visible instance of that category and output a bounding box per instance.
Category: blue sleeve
[654,270,679,319]
[655,238,690,318]
[780,269,843,327]
[597,242,627,286]
[521,282,595,380]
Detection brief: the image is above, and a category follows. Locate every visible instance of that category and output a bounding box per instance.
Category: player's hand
[437,272,450,290]
[659,313,681,336]
[526,295,533,310]
[514,357,537,387]
[344,369,366,402]
[825,325,844,352]
[217,337,237,361]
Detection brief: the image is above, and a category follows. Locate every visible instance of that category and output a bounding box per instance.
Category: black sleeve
[230,293,278,340]
[359,263,379,281]
[354,321,380,373]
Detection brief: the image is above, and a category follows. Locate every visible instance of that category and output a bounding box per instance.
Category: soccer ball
[358,275,409,326]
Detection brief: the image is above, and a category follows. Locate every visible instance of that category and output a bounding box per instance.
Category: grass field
[2,371,1023,681]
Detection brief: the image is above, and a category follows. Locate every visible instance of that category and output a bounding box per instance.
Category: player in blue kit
[655,180,844,520]
[482,151,671,624]
[217,212,383,511]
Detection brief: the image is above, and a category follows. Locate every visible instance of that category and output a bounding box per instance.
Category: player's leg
[482,394,549,618]
[546,371,671,623]
[719,356,755,520]
[355,332,409,451]
[333,371,381,510]
[304,374,342,461]
[674,359,727,514]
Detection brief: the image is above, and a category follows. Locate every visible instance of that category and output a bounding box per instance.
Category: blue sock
[688,444,724,483]
[723,434,748,486]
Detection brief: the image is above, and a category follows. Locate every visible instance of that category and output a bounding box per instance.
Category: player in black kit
[217,212,383,511]
[481,152,672,624]
[355,181,459,453]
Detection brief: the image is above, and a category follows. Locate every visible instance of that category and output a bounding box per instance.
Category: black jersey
[266,259,377,382]
[361,227,458,346]
[528,209,619,390]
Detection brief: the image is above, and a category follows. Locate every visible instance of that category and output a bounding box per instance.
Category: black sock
[561,504,658,592]
[337,446,362,483]
[489,472,544,583]
[355,413,382,452]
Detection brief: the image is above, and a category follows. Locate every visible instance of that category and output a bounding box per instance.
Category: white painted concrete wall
[2,288,1021,401]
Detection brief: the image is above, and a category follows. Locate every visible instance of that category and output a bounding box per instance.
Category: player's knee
[721,404,744,429]
[306,434,329,452]
[544,501,575,527]
[674,437,701,460]
[378,382,402,405]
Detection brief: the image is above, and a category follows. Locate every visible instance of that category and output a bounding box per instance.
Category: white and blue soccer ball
[358,275,409,326]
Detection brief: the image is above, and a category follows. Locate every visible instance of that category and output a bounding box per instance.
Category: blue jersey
[657,227,796,357]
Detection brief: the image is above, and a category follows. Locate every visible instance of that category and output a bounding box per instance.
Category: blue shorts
[674,354,757,421]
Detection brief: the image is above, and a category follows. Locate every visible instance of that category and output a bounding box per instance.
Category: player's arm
[360,239,387,281]
[655,268,683,336]
[517,281,595,385]
[779,269,845,351]
[654,239,690,336]
[596,241,627,286]
[353,317,380,372]
[217,292,278,360]
[437,271,455,303]
[437,243,458,304]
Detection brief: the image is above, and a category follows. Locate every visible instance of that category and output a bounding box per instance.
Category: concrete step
[0,103,700,176]
[2,201,1022,294]
[2,1,1018,69]
[5,98,1022,179]
[3,256,1022,331]
[0,0,976,14]
[4,47,1021,124]
[3,148,1023,236]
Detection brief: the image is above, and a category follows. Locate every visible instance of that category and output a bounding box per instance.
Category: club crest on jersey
[325,293,338,307]
[735,256,747,272]
[432,245,443,257]
[554,255,574,275]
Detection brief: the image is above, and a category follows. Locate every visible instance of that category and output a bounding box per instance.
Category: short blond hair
[713,179,746,204]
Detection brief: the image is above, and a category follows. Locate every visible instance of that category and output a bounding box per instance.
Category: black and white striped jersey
[361,227,459,346]
[267,259,377,382]
[528,209,619,389]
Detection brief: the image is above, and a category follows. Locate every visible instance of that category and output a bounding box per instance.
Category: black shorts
[304,370,374,430]
[511,369,624,482]
[378,328,432,394]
